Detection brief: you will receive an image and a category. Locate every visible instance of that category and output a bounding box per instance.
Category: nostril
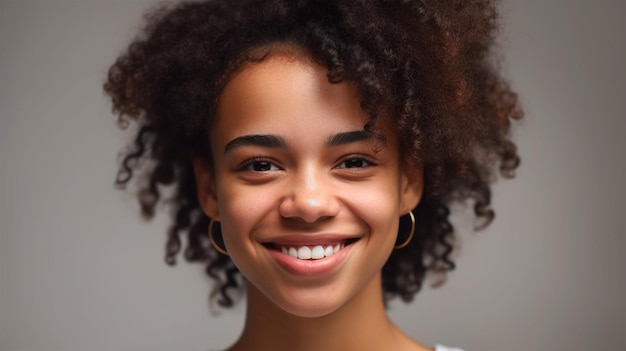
[278,183,341,223]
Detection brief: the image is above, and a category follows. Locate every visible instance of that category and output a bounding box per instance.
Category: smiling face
[194,51,422,318]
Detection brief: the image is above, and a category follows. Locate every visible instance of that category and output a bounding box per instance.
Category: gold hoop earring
[394,211,415,249]
[209,219,229,256]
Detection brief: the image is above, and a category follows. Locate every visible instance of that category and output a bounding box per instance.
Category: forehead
[214,52,370,138]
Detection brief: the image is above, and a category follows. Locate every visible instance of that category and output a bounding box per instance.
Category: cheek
[215,180,275,245]
[215,189,264,279]
[340,176,402,241]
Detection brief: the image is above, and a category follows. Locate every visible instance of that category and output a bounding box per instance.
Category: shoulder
[435,345,465,351]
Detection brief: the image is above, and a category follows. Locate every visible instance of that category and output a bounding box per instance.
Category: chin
[252,282,353,318]
[274,296,346,319]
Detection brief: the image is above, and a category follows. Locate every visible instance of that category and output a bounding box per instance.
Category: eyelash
[237,157,281,172]
[236,154,377,172]
[335,155,377,169]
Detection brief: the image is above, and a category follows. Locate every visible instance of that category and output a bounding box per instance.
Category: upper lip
[260,234,361,247]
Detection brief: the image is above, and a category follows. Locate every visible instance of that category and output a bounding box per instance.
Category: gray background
[1,0,625,350]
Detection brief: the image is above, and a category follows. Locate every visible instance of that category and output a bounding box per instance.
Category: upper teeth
[280,244,343,260]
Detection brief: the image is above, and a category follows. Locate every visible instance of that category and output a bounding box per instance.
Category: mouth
[263,238,359,261]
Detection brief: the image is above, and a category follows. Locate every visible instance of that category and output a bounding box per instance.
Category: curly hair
[104,0,522,308]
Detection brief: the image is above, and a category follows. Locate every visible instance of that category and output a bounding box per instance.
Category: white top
[435,345,465,351]
[212,345,463,351]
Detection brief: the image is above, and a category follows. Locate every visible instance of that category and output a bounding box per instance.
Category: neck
[229,273,428,351]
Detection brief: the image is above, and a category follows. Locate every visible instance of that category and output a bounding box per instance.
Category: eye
[336,157,374,169]
[239,158,280,172]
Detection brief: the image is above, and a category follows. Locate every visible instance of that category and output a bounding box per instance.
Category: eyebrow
[224,134,287,154]
[223,130,373,154]
[327,130,373,147]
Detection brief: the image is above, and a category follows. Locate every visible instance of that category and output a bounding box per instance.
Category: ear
[399,163,424,215]
[192,158,220,220]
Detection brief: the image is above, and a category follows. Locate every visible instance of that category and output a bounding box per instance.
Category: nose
[278,165,340,223]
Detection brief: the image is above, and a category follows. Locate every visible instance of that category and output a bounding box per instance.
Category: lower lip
[268,244,353,277]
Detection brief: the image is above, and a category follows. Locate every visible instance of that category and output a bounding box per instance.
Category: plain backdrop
[1,0,625,350]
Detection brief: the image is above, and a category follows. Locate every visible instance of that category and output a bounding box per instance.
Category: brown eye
[337,158,372,169]
[239,158,280,172]
[251,161,275,171]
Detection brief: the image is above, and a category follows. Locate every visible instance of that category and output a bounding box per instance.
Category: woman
[104,0,522,350]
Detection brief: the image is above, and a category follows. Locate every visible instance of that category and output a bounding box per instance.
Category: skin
[194,50,430,351]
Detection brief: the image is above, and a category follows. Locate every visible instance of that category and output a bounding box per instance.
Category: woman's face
[194,52,422,317]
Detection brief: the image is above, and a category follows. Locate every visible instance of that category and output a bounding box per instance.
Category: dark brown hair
[104,0,522,307]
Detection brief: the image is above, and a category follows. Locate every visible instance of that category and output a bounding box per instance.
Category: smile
[265,238,359,276]
[279,244,344,260]
[262,237,360,266]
